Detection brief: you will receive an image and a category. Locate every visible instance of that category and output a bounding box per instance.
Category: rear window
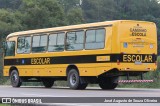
[85,28,105,49]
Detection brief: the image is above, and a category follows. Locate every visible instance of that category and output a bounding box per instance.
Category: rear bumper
[112,63,157,72]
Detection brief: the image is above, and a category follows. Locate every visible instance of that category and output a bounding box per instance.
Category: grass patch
[0,104,10,106]
[118,70,160,88]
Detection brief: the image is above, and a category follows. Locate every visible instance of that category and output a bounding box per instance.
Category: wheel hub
[12,73,18,82]
[70,73,77,85]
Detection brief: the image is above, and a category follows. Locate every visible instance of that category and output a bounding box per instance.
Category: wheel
[42,78,54,88]
[10,70,22,87]
[99,76,119,90]
[67,69,88,90]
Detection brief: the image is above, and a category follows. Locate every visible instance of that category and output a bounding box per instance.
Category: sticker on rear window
[123,42,128,48]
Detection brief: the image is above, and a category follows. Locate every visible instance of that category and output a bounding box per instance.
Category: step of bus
[118,80,153,83]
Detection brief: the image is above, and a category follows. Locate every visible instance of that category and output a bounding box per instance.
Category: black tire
[79,83,88,89]
[99,76,119,90]
[10,70,22,87]
[42,78,54,88]
[67,69,88,90]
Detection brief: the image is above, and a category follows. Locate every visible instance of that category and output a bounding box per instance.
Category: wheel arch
[9,66,18,76]
[66,64,79,76]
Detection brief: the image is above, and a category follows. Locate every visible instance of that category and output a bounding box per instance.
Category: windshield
[5,41,15,56]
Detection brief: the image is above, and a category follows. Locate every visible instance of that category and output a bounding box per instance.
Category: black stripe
[4,54,157,66]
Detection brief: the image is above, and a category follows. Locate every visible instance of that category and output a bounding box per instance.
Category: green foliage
[0,9,23,37]
[58,0,80,12]
[20,0,66,29]
[66,7,84,25]
[0,0,22,9]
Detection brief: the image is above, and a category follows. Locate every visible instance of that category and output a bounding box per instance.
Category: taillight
[155,61,157,66]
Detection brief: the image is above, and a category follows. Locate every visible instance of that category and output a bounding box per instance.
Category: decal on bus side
[31,58,50,65]
[130,24,147,36]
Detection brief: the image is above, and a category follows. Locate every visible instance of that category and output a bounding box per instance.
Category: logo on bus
[130,24,147,36]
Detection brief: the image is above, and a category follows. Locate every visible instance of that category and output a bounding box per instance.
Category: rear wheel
[99,76,119,90]
[67,69,88,90]
[42,78,54,88]
[10,70,22,87]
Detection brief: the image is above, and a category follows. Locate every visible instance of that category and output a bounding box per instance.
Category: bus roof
[6,20,154,39]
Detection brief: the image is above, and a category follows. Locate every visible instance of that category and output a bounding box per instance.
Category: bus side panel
[79,26,112,76]
[3,66,10,76]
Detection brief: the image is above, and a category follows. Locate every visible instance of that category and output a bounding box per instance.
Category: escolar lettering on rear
[123,55,153,62]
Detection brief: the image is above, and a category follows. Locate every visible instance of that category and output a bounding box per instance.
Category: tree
[66,7,84,25]
[20,0,66,29]
[0,0,22,9]
[0,9,23,37]
[58,0,80,12]
[81,0,119,22]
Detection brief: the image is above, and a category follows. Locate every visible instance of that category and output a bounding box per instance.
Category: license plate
[135,61,142,65]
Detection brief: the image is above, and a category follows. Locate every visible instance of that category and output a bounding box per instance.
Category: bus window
[48,32,65,52]
[85,28,105,49]
[5,41,15,56]
[17,36,31,53]
[32,34,47,53]
[66,31,84,51]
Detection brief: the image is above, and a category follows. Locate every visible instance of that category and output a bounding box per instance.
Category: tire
[67,69,88,90]
[42,78,54,88]
[99,76,119,90]
[10,70,22,87]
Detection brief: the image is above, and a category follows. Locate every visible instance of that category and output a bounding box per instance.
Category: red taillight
[155,61,157,66]
[117,60,120,65]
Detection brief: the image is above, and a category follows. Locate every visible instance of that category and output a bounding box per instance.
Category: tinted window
[32,34,47,53]
[48,33,65,52]
[85,28,105,49]
[66,31,84,50]
[5,41,15,56]
[17,36,31,53]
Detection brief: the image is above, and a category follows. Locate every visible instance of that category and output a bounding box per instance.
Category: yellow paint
[3,20,157,77]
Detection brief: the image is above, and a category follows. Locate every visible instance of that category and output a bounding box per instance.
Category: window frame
[85,28,106,50]
[66,30,85,51]
[48,32,65,52]
[17,36,32,54]
[31,34,48,53]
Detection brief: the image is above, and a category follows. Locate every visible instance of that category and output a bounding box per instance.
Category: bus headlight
[150,44,153,49]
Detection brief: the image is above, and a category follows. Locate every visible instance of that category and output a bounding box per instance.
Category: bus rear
[114,20,157,76]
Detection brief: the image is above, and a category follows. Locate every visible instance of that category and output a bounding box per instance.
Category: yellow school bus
[3,20,157,90]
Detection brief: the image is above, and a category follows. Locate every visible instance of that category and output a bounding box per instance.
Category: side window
[48,32,65,52]
[5,41,15,56]
[66,30,84,51]
[85,28,105,49]
[17,36,31,53]
[32,34,47,53]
